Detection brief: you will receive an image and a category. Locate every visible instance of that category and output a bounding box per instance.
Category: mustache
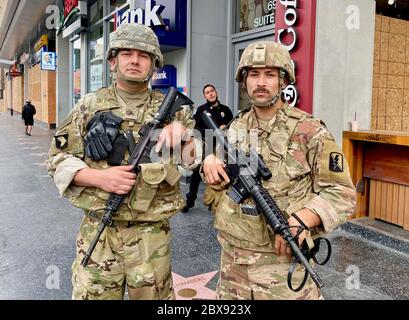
[253,89,270,93]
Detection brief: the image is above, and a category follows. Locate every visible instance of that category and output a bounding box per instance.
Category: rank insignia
[329,152,343,172]
[55,133,68,150]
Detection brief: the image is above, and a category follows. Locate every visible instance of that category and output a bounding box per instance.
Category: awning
[0,0,55,61]
[0,58,14,68]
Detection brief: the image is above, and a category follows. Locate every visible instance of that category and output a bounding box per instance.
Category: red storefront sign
[9,63,22,77]
[275,0,317,114]
[64,0,79,17]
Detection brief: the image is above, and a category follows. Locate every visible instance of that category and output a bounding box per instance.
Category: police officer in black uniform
[182,84,233,212]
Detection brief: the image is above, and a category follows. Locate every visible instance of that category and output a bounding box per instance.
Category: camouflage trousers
[216,248,322,300]
[71,216,175,300]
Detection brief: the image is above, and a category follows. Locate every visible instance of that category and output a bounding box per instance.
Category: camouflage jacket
[47,84,194,222]
[214,103,357,255]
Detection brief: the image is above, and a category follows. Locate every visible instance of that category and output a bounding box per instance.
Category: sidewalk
[0,112,408,300]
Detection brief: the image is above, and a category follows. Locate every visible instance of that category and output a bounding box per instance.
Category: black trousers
[185,168,202,206]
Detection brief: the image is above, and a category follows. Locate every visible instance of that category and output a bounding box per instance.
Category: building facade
[0,0,408,141]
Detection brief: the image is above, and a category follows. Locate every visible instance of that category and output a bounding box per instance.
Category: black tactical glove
[84,111,123,161]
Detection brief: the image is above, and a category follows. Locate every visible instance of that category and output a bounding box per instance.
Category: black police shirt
[193,101,233,137]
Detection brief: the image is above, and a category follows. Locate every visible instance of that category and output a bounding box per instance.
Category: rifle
[200,112,331,292]
[81,87,194,267]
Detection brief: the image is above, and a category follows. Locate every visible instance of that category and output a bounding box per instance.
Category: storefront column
[314,0,375,145]
[190,0,229,105]
[56,33,70,126]
[80,33,88,97]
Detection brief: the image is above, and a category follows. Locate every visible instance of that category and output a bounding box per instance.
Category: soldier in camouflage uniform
[203,41,356,300]
[47,23,196,300]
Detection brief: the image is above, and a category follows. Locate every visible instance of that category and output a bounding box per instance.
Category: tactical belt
[86,210,136,228]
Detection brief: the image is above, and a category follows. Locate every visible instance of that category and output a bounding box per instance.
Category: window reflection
[89,0,104,25]
[238,0,275,33]
[238,49,250,111]
[110,0,128,12]
[88,26,104,92]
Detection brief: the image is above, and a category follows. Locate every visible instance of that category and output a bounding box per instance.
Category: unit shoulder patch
[329,152,343,173]
[55,133,69,150]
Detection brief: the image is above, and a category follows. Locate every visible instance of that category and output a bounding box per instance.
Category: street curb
[340,218,409,256]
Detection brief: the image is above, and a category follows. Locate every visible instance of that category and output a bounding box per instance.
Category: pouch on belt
[128,163,167,213]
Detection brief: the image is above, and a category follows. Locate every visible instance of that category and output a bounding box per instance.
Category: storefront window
[89,0,104,25]
[237,0,275,33]
[73,38,81,105]
[110,0,128,12]
[88,25,104,92]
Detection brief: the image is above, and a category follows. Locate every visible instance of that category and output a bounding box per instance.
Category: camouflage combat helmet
[107,23,163,68]
[235,41,295,84]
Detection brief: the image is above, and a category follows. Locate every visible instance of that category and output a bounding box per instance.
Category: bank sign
[114,0,187,48]
[151,65,177,87]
